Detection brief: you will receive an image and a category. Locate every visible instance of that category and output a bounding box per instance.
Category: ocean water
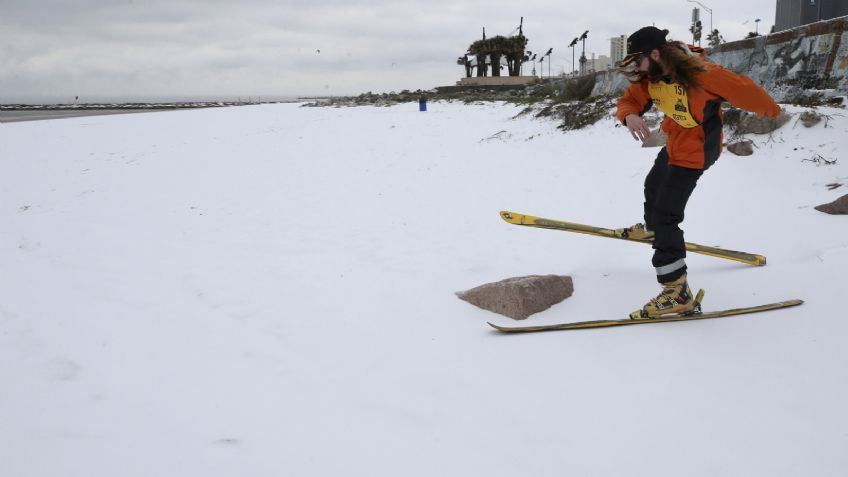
[0,94,306,105]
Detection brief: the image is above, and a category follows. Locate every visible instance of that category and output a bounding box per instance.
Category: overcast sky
[1,0,780,102]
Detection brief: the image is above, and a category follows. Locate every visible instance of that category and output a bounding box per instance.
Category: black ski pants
[643,148,703,283]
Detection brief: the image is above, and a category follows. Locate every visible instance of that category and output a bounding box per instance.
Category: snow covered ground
[1,101,847,476]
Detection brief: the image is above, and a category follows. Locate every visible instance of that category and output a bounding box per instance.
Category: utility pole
[568,37,578,75]
[690,8,703,45]
[686,0,712,33]
[519,17,525,76]
[578,30,589,75]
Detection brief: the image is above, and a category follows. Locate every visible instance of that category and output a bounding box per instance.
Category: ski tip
[500,211,524,225]
[499,211,517,222]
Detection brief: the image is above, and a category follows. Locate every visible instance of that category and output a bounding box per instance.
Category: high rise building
[775,0,848,32]
[610,35,627,66]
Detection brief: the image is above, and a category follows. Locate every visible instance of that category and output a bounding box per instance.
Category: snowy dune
[1,101,847,476]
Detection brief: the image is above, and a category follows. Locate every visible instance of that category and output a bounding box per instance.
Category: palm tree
[487,37,505,77]
[707,29,724,48]
[468,34,528,77]
[503,35,529,76]
[468,38,491,77]
[457,55,473,77]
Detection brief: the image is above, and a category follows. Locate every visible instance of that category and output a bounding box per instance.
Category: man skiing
[615,26,780,318]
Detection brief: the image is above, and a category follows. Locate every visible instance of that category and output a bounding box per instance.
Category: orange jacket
[616,62,780,170]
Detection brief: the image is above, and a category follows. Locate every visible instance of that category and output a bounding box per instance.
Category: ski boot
[630,273,701,319]
[616,223,655,240]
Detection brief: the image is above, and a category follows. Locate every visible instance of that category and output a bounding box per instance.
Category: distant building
[593,55,612,71]
[774,0,848,32]
[610,35,627,66]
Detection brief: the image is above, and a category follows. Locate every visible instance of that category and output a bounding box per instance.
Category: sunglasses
[620,51,650,69]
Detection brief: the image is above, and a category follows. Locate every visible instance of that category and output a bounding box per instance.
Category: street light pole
[578,30,589,76]
[686,0,713,33]
[568,37,578,76]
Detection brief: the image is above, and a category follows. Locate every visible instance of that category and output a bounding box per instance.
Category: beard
[644,57,668,82]
[624,56,668,84]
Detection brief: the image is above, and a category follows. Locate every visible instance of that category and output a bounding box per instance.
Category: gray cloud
[1,0,780,102]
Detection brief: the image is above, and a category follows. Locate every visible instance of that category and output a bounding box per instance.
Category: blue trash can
[419,97,427,112]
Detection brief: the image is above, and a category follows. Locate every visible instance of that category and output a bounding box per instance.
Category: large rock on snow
[727,140,754,156]
[815,194,848,215]
[457,275,574,320]
[733,111,791,135]
[800,111,823,128]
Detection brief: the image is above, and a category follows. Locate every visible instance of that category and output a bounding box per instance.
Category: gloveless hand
[625,114,651,142]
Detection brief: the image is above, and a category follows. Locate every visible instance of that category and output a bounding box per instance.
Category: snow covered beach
[1,101,847,476]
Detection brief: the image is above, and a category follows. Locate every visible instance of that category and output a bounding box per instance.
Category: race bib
[648,81,699,129]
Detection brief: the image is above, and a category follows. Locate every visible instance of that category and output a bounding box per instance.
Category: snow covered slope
[1,101,846,476]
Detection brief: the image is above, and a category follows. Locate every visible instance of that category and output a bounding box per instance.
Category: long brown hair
[625,41,708,90]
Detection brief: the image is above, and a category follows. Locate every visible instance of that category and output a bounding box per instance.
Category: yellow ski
[488,298,803,333]
[501,210,766,267]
